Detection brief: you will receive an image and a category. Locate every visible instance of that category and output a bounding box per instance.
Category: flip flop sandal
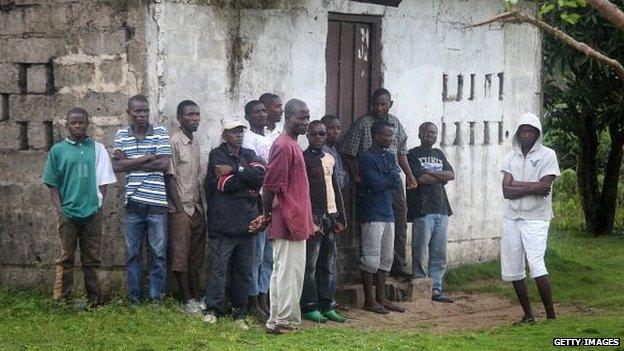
[364,304,390,314]
[382,302,406,313]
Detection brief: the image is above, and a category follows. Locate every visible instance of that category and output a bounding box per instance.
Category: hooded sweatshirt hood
[501,112,561,221]
[512,112,543,155]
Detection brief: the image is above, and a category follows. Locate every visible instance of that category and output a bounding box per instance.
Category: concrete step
[338,277,432,308]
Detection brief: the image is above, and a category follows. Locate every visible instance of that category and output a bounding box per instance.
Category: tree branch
[587,0,624,34]
[467,10,624,82]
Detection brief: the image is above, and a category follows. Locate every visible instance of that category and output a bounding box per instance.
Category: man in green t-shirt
[43,107,116,306]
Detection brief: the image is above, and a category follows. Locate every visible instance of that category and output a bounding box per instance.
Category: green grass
[1,289,623,351]
[2,224,623,351]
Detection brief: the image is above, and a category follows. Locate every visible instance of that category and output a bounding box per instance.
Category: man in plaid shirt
[339,88,417,279]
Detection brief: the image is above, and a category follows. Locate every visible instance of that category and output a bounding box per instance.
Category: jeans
[124,203,168,303]
[249,230,273,296]
[300,232,336,312]
[412,214,449,293]
[204,235,254,319]
[259,236,273,294]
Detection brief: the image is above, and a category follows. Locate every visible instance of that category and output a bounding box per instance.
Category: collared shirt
[43,138,116,219]
[264,125,283,146]
[167,128,201,216]
[359,147,401,223]
[339,113,408,159]
[304,147,337,216]
[243,129,272,163]
[264,134,314,241]
[114,124,171,207]
[323,144,349,190]
[501,144,560,220]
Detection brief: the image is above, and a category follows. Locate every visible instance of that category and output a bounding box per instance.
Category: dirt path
[302,292,584,333]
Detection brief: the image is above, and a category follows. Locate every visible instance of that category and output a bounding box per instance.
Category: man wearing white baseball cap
[202,117,267,329]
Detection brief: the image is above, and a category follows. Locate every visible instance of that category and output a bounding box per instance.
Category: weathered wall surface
[1,0,541,293]
[0,0,148,292]
[150,0,541,282]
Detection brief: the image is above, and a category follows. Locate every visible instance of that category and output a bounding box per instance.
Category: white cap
[221,117,247,132]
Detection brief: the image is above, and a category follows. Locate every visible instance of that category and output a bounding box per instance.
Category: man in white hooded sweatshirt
[500,112,560,324]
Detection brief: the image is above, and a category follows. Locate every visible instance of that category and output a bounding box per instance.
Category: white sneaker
[235,319,249,331]
[195,299,207,311]
[202,312,217,324]
[180,300,203,315]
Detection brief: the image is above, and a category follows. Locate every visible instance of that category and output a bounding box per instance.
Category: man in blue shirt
[358,121,406,314]
[113,94,171,304]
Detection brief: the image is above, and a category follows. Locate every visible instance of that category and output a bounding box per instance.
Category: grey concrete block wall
[0,0,148,295]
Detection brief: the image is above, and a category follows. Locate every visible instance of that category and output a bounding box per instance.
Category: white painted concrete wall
[147,0,541,268]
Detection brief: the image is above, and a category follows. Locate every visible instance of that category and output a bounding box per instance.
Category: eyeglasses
[308,132,327,136]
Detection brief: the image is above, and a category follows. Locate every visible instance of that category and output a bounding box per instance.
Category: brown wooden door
[325,13,382,128]
[325,13,382,283]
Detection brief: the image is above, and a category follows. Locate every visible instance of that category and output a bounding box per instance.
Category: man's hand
[406,174,418,189]
[248,215,270,233]
[333,222,347,235]
[215,164,234,177]
[313,223,321,234]
[531,182,551,197]
[113,149,128,160]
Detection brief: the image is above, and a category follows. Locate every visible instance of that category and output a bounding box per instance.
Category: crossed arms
[502,172,556,199]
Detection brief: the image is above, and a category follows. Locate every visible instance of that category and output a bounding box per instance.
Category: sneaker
[431,292,454,303]
[202,311,217,324]
[235,319,249,331]
[196,299,207,311]
[180,300,203,315]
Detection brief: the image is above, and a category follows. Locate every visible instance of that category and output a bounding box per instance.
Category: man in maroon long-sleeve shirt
[261,99,316,334]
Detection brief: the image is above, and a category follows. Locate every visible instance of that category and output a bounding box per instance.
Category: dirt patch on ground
[302,292,587,333]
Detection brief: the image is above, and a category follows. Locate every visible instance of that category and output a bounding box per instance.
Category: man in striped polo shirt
[113,94,171,304]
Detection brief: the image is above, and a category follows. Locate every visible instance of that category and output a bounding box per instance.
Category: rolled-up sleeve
[264,142,291,194]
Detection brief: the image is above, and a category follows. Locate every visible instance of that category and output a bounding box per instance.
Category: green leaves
[503,0,518,11]
[561,12,582,24]
[540,3,557,16]
[538,0,587,21]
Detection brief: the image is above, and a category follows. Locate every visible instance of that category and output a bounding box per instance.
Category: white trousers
[266,239,306,329]
[501,217,550,282]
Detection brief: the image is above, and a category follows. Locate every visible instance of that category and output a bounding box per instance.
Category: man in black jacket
[203,117,266,328]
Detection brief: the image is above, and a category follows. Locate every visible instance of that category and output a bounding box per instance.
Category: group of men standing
[43,87,559,333]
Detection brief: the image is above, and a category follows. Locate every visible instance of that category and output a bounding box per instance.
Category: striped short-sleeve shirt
[114,124,171,207]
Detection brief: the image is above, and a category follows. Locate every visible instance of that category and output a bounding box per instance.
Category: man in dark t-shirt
[407,122,455,303]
